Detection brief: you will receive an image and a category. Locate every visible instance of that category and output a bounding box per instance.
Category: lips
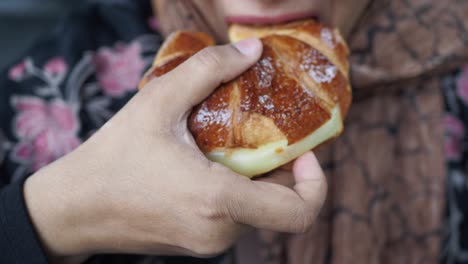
[225,11,319,25]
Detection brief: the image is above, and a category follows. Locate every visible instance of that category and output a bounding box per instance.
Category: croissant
[139,20,352,177]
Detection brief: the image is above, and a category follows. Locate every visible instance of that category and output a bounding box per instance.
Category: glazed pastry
[139,20,352,177]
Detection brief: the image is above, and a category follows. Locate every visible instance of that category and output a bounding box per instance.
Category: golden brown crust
[139,20,352,153]
[229,20,350,79]
[154,31,214,65]
[138,31,214,89]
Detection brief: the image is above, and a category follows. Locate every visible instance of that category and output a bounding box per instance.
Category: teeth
[206,106,342,177]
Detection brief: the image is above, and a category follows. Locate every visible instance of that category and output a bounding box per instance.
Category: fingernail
[233,38,262,56]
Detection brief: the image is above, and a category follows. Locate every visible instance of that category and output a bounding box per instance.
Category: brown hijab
[152,0,468,263]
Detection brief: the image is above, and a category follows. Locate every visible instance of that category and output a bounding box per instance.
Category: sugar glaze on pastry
[139,20,352,177]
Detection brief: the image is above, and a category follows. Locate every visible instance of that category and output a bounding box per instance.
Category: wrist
[23,152,100,259]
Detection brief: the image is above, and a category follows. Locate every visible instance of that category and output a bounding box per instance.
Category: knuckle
[194,169,232,221]
[196,47,223,72]
[213,173,246,220]
[191,241,230,257]
[208,163,235,198]
[290,206,315,233]
[139,78,176,115]
[187,227,232,257]
[206,182,233,220]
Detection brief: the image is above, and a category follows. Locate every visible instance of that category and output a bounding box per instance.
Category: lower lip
[225,11,319,25]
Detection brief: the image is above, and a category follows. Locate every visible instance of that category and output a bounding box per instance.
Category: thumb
[292,152,327,205]
[224,152,327,233]
[154,38,262,115]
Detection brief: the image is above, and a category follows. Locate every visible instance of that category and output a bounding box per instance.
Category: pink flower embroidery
[11,97,81,171]
[44,57,68,76]
[444,114,465,137]
[456,66,468,104]
[445,136,463,161]
[93,41,145,97]
[8,61,26,81]
[444,114,466,161]
[148,17,161,32]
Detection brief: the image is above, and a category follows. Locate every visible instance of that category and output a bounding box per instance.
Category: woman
[0,0,467,263]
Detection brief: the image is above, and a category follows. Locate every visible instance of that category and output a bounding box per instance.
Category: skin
[216,0,371,36]
[24,39,326,263]
[182,0,370,40]
[22,0,370,262]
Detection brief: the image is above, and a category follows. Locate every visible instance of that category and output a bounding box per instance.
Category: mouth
[225,11,320,25]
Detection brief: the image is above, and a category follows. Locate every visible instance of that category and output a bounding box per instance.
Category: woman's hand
[22,38,327,259]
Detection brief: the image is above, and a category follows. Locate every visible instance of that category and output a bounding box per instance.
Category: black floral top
[0,1,230,263]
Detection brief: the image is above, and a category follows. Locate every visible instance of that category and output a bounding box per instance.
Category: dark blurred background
[0,0,81,72]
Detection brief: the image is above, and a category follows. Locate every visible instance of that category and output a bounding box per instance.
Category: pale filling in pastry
[207,106,342,177]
